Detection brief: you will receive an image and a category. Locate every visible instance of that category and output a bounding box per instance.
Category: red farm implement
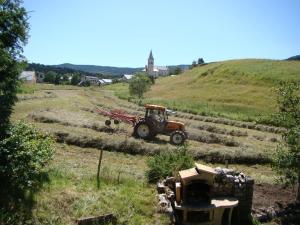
[95,108,138,126]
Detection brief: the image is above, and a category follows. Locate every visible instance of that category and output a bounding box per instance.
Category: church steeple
[147,50,154,75]
[149,50,154,60]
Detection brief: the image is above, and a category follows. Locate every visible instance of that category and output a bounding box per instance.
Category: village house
[19,71,36,84]
[121,74,134,81]
[80,75,99,85]
[99,79,112,85]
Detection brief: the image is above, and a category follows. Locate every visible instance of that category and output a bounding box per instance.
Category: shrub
[0,121,54,194]
[146,145,194,183]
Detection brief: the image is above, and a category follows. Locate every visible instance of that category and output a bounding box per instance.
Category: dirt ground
[253,183,300,225]
[254,183,297,209]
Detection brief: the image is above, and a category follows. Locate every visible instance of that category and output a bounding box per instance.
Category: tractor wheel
[114,120,119,125]
[134,121,153,140]
[170,131,186,145]
[105,120,111,126]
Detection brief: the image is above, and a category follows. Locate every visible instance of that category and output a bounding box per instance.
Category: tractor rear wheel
[170,131,186,145]
[134,121,154,140]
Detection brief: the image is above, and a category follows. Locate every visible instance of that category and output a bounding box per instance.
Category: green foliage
[146,145,194,183]
[170,66,182,75]
[198,58,204,65]
[54,73,60,85]
[71,73,81,85]
[0,121,54,193]
[0,0,29,138]
[129,73,151,99]
[272,82,300,200]
[43,71,57,83]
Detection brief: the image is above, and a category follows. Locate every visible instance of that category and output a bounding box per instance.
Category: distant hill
[28,63,191,76]
[56,63,143,76]
[143,59,300,121]
[286,55,300,61]
[27,63,89,75]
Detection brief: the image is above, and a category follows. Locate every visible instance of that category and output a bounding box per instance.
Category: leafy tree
[54,73,61,85]
[0,121,54,223]
[43,71,57,83]
[272,82,300,201]
[129,73,151,99]
[71,73,81,85]
[0,0,29,138]
[190,60,197,69]
[198,58,204,65]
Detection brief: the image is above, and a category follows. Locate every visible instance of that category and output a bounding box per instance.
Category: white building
[99,79,112,85]
[122,74,134,81]
[19,71,36,84]
[144,50,169,77]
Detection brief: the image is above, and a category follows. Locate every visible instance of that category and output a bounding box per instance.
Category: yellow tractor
[133,104,187,145]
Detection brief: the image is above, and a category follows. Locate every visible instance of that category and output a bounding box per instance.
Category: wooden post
[97,150,103,189]
[175,182,181,204]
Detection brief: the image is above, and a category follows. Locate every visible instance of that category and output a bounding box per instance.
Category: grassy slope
[108,59,300,121]
[146,59,300,120]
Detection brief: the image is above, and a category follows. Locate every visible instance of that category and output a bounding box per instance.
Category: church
[143,50,169,77]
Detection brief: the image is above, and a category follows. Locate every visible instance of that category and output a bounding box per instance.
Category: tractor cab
[145,104,167,122]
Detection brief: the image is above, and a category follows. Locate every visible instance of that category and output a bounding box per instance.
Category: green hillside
[145,59,300,121]
[108,59,300,122]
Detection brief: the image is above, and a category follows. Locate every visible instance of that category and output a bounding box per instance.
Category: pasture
[12,84,288,224]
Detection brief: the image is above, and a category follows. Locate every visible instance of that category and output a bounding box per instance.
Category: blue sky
[23,0,300,67]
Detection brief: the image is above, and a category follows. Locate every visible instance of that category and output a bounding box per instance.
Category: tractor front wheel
[134,121,153,140]
[170,131,186,145]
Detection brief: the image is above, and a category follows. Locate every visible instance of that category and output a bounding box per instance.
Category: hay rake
[95,108,138,126]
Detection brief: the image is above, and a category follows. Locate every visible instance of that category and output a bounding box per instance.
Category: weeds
[146,145,194,183]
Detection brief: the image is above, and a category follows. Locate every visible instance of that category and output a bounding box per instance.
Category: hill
[145,59,300,120]
[56,63,143,76]
[55,63,190,76]
[287,55,300,61]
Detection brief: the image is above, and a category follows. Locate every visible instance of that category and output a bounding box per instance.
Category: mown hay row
[190,146,271,164]
[30,113,128,134]
[184,121,248,137]
[52,130,271,164]
[174,112,286,134]
[17,92,57,101]
[188,129,240,147]
[54,131,167,156]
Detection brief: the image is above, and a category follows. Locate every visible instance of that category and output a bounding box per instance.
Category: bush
[146,145,194,183]
[0,121,54,194]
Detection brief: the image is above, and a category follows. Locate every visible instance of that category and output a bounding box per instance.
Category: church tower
[147,50,154,75]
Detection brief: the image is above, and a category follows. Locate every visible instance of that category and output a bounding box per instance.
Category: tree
[54,73,61,85]
[129,73,151,99]
[43,71,57,83]
[0,0,29,138]
[71,73,81,85]
[198,58,204,65]
[272,82,300,201]
[190,60,197,69]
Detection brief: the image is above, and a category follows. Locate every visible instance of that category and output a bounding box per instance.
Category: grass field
[11,83,291,224]
[107,59,300,122]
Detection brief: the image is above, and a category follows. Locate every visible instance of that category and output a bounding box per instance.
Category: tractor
[133,104,187,145]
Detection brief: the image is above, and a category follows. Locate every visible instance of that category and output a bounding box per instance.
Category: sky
[23,0,300,67]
